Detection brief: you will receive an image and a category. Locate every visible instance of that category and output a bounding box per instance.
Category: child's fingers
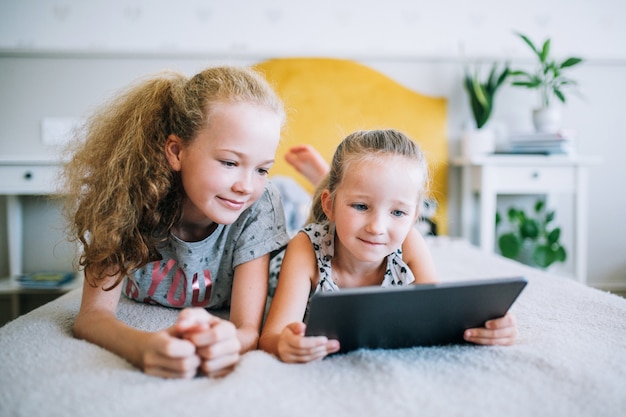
[175,308,219,333]
[288,335,332,350]
[157,330,198,357]
[485,312,516,329]
[286,321,306,336]
[284,323,328,349]
[292,339,340,358]
[326,339,340,353]
[142,332,202,379]
[186,318,238,348]
[196,332,241,361]
[280,339,339,363]
[200,352,240,377]
[144,354,201,379]
[283,349,327,363]
[278,324,340,362]
[464,326,517,345]
[464,312,517,345]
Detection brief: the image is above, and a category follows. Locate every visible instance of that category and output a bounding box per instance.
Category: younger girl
[260,129,517,363]
[63,66,290,378]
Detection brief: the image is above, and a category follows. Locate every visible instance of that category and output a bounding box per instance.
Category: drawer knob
[23,171,33,180]
[531,171,540,179]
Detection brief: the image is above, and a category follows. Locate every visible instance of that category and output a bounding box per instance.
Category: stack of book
[498,131,575,155]
[16,271,76,289]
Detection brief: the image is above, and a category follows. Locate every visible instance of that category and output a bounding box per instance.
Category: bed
[1,59,625,416]
[1,237,625,417]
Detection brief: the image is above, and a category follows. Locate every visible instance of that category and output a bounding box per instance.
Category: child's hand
[140,327,202,379]
[277,322,340,363]
[464,312,517,346]
[176,308,241,378]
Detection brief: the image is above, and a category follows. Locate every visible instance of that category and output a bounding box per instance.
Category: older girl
[64,66,289,378]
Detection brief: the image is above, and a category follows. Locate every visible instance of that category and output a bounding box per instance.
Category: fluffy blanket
[1,238,625,417]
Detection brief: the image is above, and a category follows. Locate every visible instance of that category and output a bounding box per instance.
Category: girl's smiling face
[166,101,282,239]
[322,155,424,264]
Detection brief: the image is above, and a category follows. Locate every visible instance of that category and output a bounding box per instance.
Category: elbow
[72,316,85,340]
[72,308,102,341]
[258,332,277,356]
[258,334,269,352]
[236,327,261,354]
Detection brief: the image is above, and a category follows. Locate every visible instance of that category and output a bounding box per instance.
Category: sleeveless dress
[301,222,415,295]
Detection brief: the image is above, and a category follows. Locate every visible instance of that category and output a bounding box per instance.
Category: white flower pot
[461,128,496,159]
[533,107,562,133]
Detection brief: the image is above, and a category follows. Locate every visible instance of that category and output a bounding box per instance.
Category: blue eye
[257,167,270,176]
[351,203,368,211]
[392,210,407,217]
[220,160,236,167]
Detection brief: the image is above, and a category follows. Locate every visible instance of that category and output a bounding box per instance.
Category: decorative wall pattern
[1,0,625,60]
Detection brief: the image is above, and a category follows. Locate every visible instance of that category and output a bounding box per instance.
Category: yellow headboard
[254,58,448,234]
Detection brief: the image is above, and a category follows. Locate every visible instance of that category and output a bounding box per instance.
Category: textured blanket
[1,238,625,417]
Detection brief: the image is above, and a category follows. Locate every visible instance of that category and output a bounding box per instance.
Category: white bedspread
[1,238,625,417]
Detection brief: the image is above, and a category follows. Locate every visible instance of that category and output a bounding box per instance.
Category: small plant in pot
[461,61,509,158]
[510,32,583,133]
[496,200,567,269]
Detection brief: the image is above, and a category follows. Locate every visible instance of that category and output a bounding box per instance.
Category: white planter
[461,128,496,159]
[533,107,562,133]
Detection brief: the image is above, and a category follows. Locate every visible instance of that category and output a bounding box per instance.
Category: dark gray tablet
[304,276,527,353]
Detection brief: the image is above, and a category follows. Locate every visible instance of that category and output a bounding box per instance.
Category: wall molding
[2,48,626,67]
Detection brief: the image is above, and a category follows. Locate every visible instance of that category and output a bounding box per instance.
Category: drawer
[476,166,576,193]
[0,165,62,194]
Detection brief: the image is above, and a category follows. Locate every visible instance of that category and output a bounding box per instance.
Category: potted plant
[496,200,567,269]
[461,61,509,158]
[510,32,583,132]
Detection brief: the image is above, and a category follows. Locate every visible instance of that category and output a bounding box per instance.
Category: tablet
[304,276,527,353]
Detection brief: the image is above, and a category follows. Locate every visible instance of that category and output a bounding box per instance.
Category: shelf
[0,273,83,324]
[452,154,600,284]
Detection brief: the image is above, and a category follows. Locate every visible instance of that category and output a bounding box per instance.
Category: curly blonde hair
[308,129,430,224]
[62,66,284,289]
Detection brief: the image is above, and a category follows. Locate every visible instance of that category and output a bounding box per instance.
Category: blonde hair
[63,66,284,289]
[308,129,429,224]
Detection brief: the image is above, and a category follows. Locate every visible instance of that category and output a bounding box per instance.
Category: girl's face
[322,155,423,264]
[166,101,282,232]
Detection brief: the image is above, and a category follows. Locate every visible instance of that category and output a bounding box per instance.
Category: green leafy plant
[463,62,509,129]
[496,200,567,269]
[510,32,583,108]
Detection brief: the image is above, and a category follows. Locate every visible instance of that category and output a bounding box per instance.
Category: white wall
[0,0,625,289]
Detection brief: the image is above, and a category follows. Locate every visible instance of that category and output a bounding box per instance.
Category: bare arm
[73,273,202,378]
[259,233,339,362]
[229,254,272,353]
[402,227,438,284]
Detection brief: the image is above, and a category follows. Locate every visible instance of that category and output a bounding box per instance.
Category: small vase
[461,128,496,159]
[533,107,561,133]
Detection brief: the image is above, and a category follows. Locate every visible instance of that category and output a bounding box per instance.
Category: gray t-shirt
[122,181,289,310]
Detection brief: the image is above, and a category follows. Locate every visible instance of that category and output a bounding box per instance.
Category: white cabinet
[0,164,62,194]
[0,157,80,322]
[0,157,64,277]
[451,155,600,284]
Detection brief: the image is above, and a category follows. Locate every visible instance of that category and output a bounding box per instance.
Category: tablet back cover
[304,277,527,353]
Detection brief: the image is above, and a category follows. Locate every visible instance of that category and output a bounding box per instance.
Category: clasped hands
[143,307,241,379]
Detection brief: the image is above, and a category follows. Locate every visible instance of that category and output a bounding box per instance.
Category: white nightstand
[450,154,600,284]
[0,156,80,322]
